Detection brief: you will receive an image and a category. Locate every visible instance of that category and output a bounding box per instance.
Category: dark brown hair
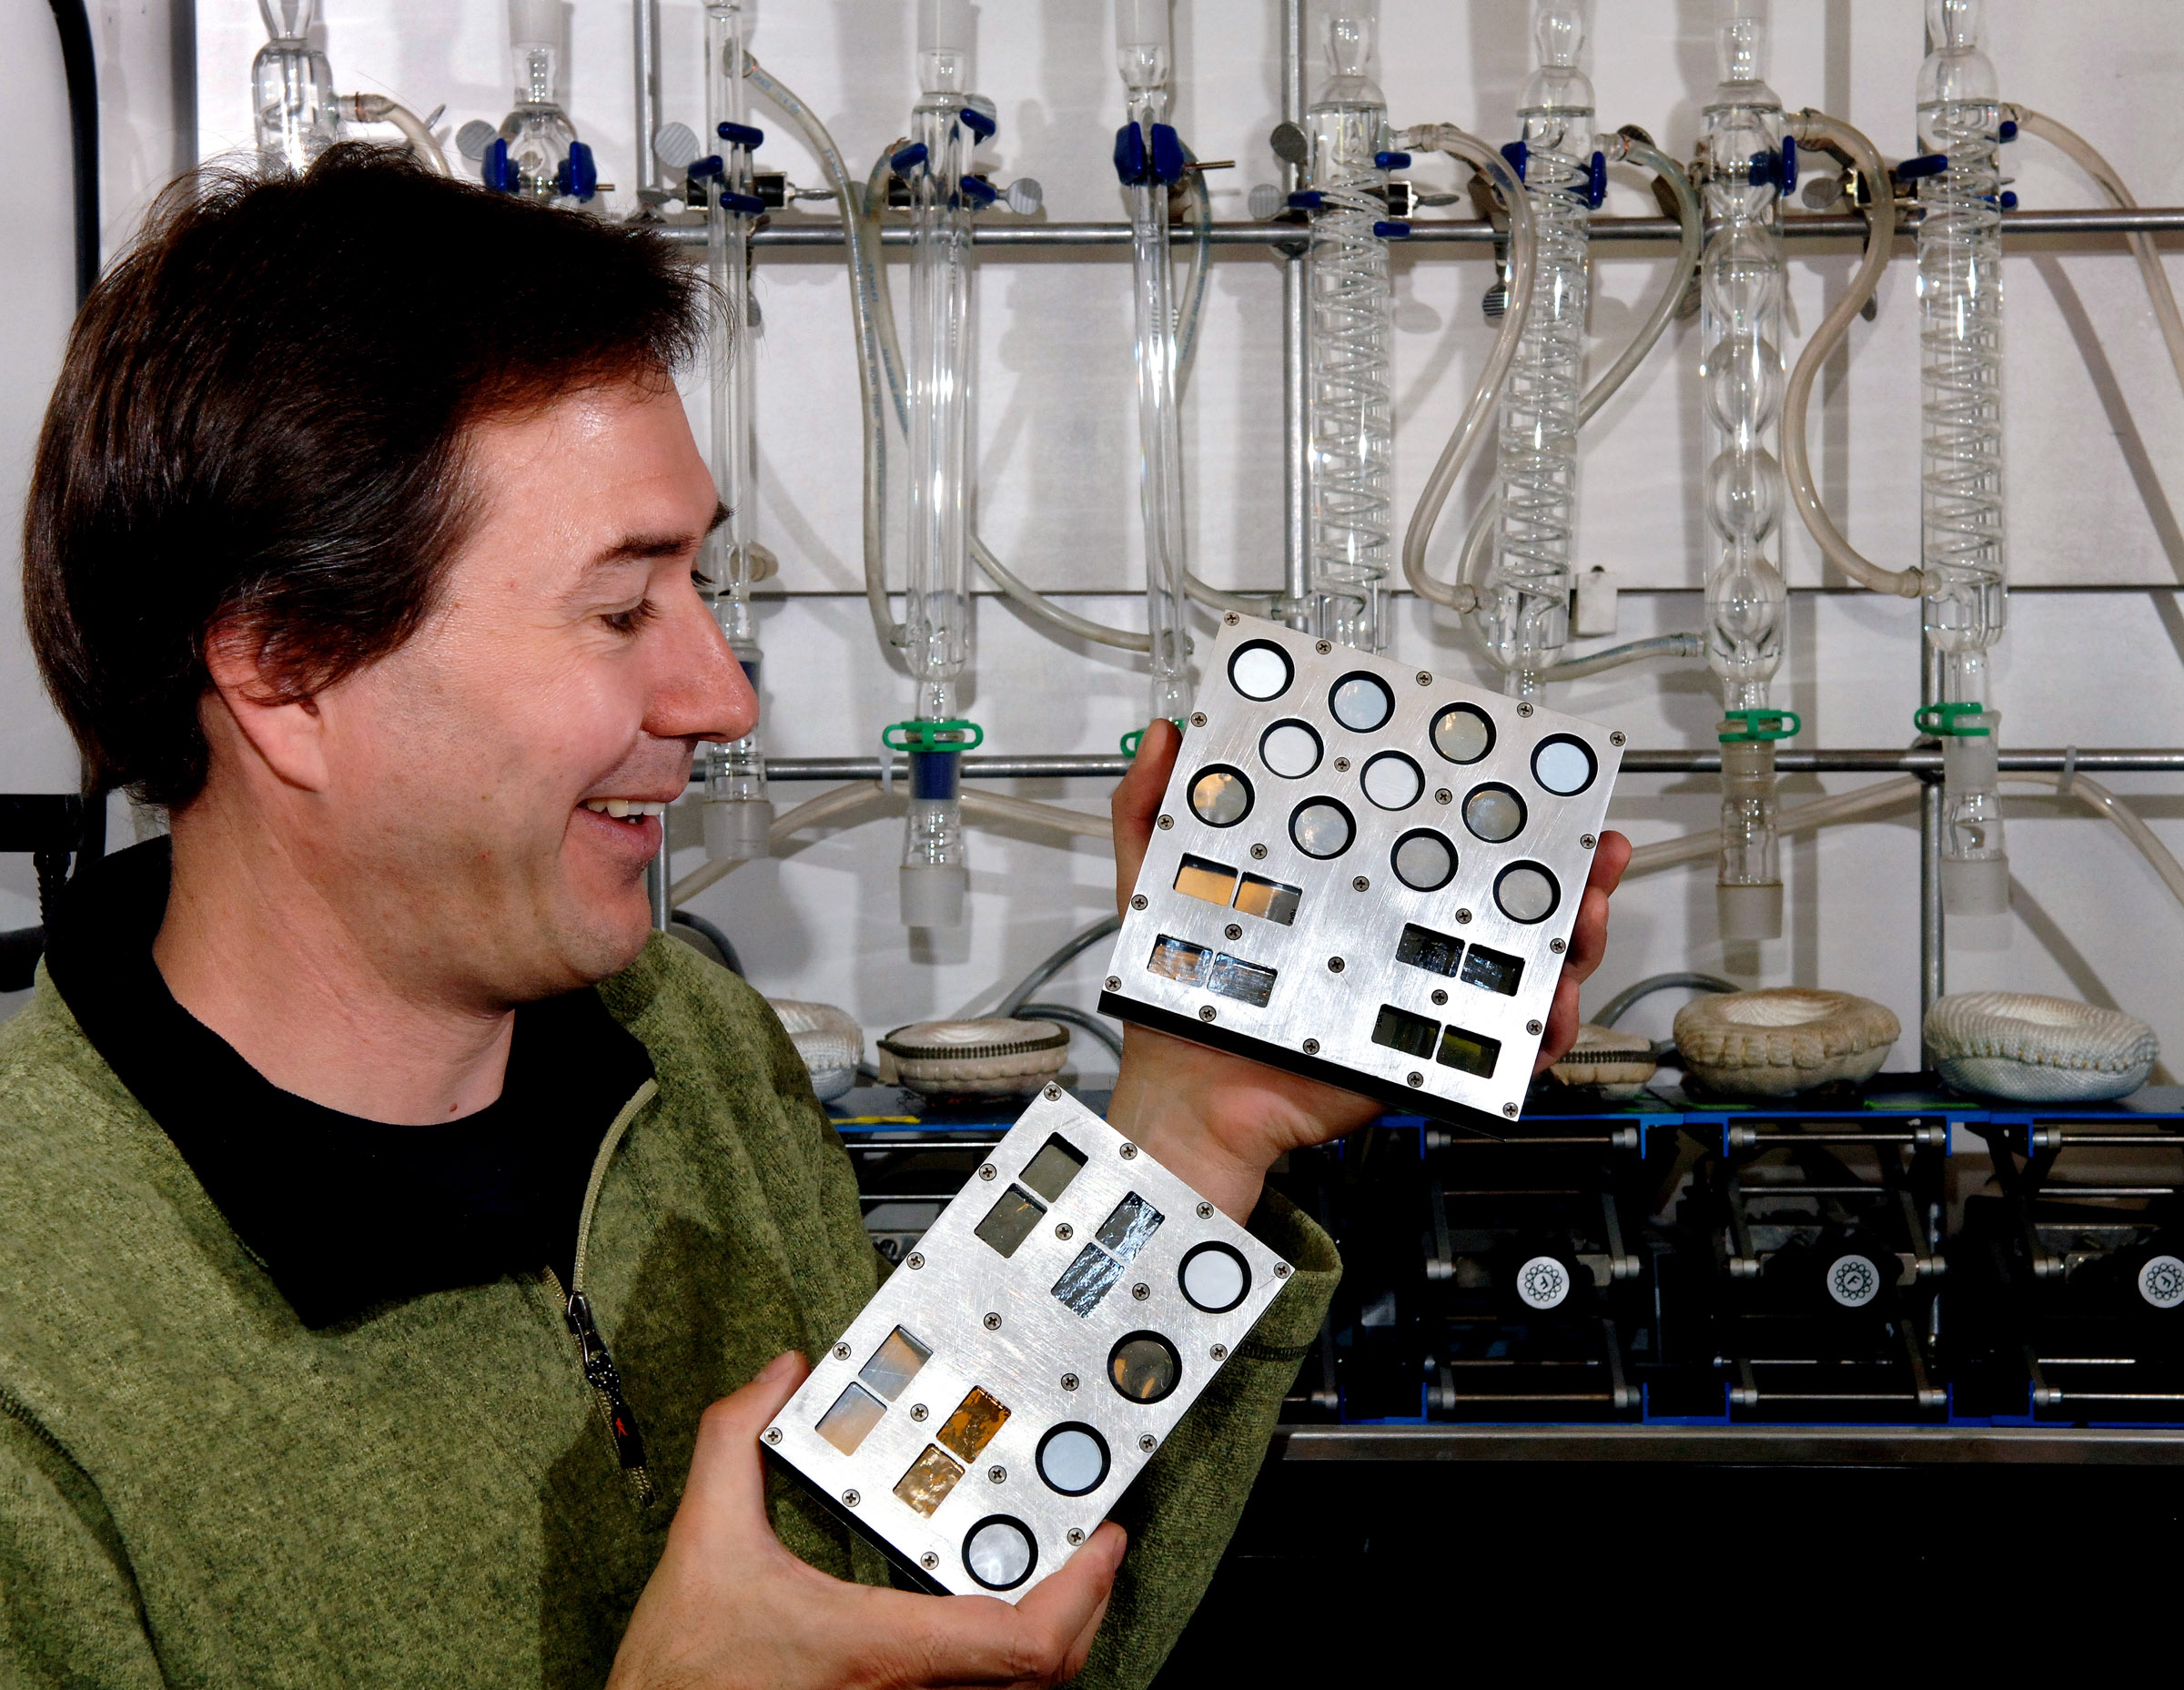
[25,144,707,808]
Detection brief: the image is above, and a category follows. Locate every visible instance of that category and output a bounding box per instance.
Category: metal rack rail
[1276,1422,2184,1463]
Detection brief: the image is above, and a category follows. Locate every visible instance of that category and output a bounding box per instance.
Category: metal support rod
[1919,641,1944,1060]
[647,832,671,930]
[632,0,663,198]
[1279,0,1310,625]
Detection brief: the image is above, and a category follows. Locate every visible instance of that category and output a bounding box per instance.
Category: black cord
[47,0,98,307]
[669,908,743,976]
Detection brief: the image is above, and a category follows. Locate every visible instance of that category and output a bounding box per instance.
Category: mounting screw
[1105,975,1121,991]
[1225,923,1242,940]
[1327,956,1345,973]
[1456,908,1472,925]
[1516,702,1535,718]
[1224,612,1240,625]
[1315,640,1332,654]
[1130,894,1149,911]
[1157,814,1174,830]
[1067,1527,1087,1545]
[1196,1200,1215,1219]
[1435,787,1453,805]
[987,1464,1006,1483]
[978,1163,997,1180]
[1249,843,1269,860]
[1431,988,1447,1006]
[911,1403,929,1422]
[1352,875,1370,891]
[843,1489,861,1507]
[1189,712,1208,728]
[1333,756,1351,773]
[1302,1037,1321,1056]
[1132,1281,1150,1301]
[1609,730,1626,746]
[921,1551,940,1569]
[984,1311,1003,1331]
[1274,1261,1291,1279]
[1527,1018,1543,1035]
[1550,937,1567,954]
[1056,1221,1075,1240]
[833,1342,852,1360]
[1062,1372,1081,1391]
[906,1251,925,1270]
[1580,833,1597,850]
[1502,1102,1521,1118]
[1407,1071,1424,1088]
[1210,1342,1229,1361]
[1199,1005,1218,1021]
[1045,1083,1063,1100]
[1120,1142,1139,1159]
[1139,1433,1159,1452]
[764,1426,783,1445]
[1416,671,1433,686]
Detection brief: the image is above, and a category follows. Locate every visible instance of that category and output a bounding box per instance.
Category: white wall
[5,1,2183,1081]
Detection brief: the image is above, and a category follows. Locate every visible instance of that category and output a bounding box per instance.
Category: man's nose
[648,584,758,746]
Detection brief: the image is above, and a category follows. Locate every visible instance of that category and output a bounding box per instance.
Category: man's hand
[609,1353,1126,1690]
[1104,719,1631,1222]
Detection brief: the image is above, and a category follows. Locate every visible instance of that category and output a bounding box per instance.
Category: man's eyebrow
[589,502,732,568]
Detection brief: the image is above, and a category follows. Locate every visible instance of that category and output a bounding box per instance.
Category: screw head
[911,1403,929,1421]
[1351,875,1370,891]
[1502,1102,1520,1118]
[1526,1018,1543,1035]
[1416,671,1433,686]
[1274,1261,1291,1279]
[1130,893,1149,911]
[983,1311,1003,1331]
[1580,833,1597,850]
[906,1251,925,1270]
[1199,1005,1217,1021]
[1407,1071,1424,1087]
[1431,988,1448,1007]
[987,1464,1006,1483]
[833,1341,852,1360]
[1435,787,1453,805]
[1105,975,1121,991]
[1189,711,1208,728]
[1157,814,1174,830]
[1225,923,1242,940]
[1302,1037,1321,1056]
[1516,702,1535,718]
[843,1489,861,1506]
[764,1426,783,1445]
[1045,1084,1063,1101]
[1550,937,1567,954]
[1196,1200,1215,1219]
[1139,1433,1159,1453]
[1333,756,1351,773]
[1456,908,1472,925]
[1062,1372,1081,1391]
[1224,612,1239,625]
[1132,1281,1150,1301]
[1327,956,1345,973]
[1120,1142,1139,1159]
[1057,1221,1075,1240]
[1067,1527,1087,1546]
[1210,1342,1229,1361]
[921,1551,940,1569]
[1610,730,1626,746]
[978,1163,996,1180]
[1315,640,1332,654]
[1249,842,1269,860]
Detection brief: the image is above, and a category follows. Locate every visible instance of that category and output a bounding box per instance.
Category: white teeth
[606,799,632,818]
[583,798,670,820]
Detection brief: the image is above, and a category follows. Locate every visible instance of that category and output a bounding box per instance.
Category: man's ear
[201,622,331,794]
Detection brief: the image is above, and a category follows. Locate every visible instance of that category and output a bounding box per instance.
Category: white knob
[1004,177,1043,215]
[455,119,499,163]
[652,122,701,170]
[1247,182,1284,219]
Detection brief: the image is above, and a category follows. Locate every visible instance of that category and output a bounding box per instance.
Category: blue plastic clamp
[719,190,765,216]
[556,139,598,201]
[1587,148,1607,208]
[1287,189,1324,210]
[1501,139,1528,182]
[482,136,518,194]
[1148,122,1185,183]
[1782,133,1798,193]
[890,142,928,176]
[1375,149,1411,169]
[959,173,998,207]
[958,105,997,141]
[1373,219,1411,239]
[1895,152,1948,181]
[1112,121,1147,183]
[716,120,764,150]
[2000,189,2019,209]
[1999,118,2018,142]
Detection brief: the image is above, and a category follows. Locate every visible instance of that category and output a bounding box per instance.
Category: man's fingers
[1008,1521,1125,1679]
[680,1351,808,1543]
[1588,828,1632,896]
[1046,1523,1125,1683]
[1111,719,1179,916]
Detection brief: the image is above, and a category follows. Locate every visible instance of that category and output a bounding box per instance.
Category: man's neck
[153,805,517,1125]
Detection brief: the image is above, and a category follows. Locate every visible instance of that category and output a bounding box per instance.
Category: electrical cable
[997,914,1124,1017]
[668,908,743,975]
[1592,971,1740,1028]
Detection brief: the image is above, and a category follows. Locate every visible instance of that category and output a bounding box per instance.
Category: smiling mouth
[581,798,670,823]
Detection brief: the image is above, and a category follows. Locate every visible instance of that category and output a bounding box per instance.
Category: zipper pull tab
[564,1288,650,1475]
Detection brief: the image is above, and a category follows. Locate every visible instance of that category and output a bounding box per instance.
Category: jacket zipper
[542,1078,659,1506]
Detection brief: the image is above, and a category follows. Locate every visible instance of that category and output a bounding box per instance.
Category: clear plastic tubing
[699,0,773,863]
[251,0,339,176]
[897,0,984,930]
[1302,0,1394,653]
[1917,0,2009,917]
[1481,4,1592,699]
[498,0,586,200]
[1699,3,1791,941]
[1116,0,1192,719]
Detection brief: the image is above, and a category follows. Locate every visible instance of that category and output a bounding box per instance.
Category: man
[2,148,1627,1686]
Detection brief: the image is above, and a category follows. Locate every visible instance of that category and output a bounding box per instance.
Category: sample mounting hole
[1494,862,1561,924]
[1360,752,1424,812]
[1462,784,1527,844]
[1431,703,1494,764]
[1188,765,1253,827]
[1228,642,1293,701]
[1259,720,1323,780]
[1108,1331,1183,1404]
[1178,1241,1252,1313]
[1328,672,1395,733]
[963,1515,1037,1590]
[1289,798,1356,859]
[1391,830,1458,892]
[1531,734,1597,796]
[1035,1423,1112,1496]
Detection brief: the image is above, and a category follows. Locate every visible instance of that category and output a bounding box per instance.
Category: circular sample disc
[1431,703,1494,765]
[1289,798,1356,859]
[1228,641,1293,701]
[1532,734,1597,796]
[1825,1254,1882,1309]
[2140,1254,2184,1311]
[1259,720,1323,780]
[1515,1255,1572,1311]
[1178,1241,1252,1313]
[963,1515,1037,1590]
[1361,752,1424,812]
[1188,765,1253,827]
[1035,1423,1112,1496]
[1494,862,1560,924]
[1463,784,1527,844]
[1391,829,1458,892]
[1108,1331,1182,1404]
[1329,672,1394,733]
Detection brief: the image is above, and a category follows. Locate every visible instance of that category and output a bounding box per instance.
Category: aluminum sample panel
[764,1088,1291,1601]
[1098,614,1623,1128]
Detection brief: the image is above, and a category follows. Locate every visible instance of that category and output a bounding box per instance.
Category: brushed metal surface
[1099,616,1622,1126]
[765,1088,1291,1601]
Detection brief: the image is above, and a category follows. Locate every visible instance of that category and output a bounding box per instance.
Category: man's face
[300,379,751,1006]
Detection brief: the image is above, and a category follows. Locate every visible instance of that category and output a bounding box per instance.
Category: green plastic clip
[1119,718,1188,757]
[1717,708,1801,744]
[1913,702,1991,738]
[882,718,985,754]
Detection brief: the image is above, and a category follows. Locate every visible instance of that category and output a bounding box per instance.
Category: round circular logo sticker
[1826,1253,1882,1309]
[2138,1253,2184,1311]
[1516,1255,1571,1311]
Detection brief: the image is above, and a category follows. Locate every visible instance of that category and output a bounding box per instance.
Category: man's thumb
[681,1351,810,1533]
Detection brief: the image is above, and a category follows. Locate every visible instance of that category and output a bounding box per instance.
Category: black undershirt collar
[43,839,655,1327]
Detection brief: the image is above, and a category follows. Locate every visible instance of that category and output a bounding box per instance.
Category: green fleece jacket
[0,935,1337,1687]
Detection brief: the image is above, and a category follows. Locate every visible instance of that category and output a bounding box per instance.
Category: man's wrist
[1104,1071,1269,1225]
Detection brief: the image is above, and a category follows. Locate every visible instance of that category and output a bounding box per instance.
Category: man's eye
[692,567,719,595]
[602,599,661,634]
